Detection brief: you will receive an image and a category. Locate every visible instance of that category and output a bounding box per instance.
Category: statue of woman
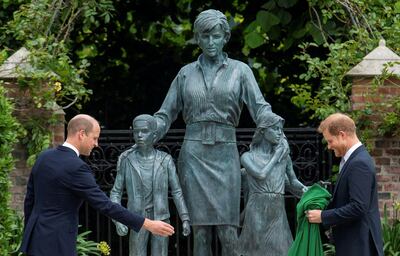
[237,110,307,256]
[153,9,287,255]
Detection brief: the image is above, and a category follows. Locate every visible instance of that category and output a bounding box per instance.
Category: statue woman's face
[263,123,283,145]
[197,24,226,58]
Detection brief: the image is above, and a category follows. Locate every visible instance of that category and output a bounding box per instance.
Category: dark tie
[339,158,345,172]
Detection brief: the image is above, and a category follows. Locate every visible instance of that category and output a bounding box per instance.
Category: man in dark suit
[20,114,174,256]
[306,113,383,256]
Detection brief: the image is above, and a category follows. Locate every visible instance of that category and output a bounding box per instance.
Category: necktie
[339,158,345,172]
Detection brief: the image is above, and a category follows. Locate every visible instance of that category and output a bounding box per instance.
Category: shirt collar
[343,141,362,162]
[195,52,228,69]
[62,142,80,156]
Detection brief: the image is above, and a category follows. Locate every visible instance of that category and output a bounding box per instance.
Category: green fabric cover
[288,183,332,256]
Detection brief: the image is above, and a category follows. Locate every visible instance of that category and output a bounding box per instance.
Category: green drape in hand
[288,183,332,256]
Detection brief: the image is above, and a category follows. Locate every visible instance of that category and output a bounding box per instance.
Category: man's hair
[318,113,356,136]
[132,114,157,131]
[67,114,98,135]
[193,9,231,42]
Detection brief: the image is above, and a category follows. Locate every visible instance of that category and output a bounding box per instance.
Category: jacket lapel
[126,150,143,181]
[153,151,168,181]
[332,145,365,197]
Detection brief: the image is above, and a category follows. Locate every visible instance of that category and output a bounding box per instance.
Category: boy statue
[110,114,191,256]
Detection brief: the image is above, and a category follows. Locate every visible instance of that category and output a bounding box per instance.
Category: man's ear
[339,130,346,139]
[78,129,85,140]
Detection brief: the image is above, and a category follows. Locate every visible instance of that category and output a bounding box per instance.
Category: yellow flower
[97,241,111,256]
[54,81,62,92]
[393,201,400,212]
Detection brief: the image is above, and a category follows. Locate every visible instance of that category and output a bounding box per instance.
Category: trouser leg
[216,225,238,256]
[129,222,150,256]
[193,225,213,256]
[151,218,169,256]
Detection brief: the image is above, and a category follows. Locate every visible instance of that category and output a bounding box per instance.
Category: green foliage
[323,242,335,256]
[382,202,400,255]
[21,120,52,167]
[4,0,400,130]
[374,80,400,137]
[380,111,400,137]
[1,0,116,164]
[77,229,101,256]
[0,84,23,256]
[76,227,110,256]
[290,37,368,120]
[288,0,400,138]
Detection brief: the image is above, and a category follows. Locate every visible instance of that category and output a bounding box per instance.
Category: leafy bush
[382,202,400,256]
[323,242,335,256]
[290,0,400,139]
[0,84,23,256]
[77,227,110,256]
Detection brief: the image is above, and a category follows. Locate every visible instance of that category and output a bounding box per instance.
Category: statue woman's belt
[184,122,236,145]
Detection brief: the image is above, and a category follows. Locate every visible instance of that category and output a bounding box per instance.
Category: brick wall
[4,80,65,213]
[351,77,400,216]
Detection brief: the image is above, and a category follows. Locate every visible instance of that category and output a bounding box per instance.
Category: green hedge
[0,83,23,256]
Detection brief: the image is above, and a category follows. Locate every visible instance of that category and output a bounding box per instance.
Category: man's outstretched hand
[142,219,175,237]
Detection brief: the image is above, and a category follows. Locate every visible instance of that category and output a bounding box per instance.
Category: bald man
[306,113,383,256]
[20,114,174,256]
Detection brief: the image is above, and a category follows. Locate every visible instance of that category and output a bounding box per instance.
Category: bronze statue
[237,110,307,256]
[153,9,288,256]
[110,114,190,256]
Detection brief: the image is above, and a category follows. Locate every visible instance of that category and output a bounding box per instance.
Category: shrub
[382,201,400,256]
[0,84,23,256]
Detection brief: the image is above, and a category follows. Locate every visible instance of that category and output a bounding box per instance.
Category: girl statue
[237,110,307,256]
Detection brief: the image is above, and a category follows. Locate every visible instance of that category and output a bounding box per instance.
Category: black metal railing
[80,128,333,256]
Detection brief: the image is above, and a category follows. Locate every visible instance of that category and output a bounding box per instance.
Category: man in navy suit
[307,113,383,256]
[20,114,174,256]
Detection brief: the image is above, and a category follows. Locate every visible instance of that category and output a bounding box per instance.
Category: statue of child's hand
[277,138,290,162]
[182,220,191,237]
[116,222,128,236]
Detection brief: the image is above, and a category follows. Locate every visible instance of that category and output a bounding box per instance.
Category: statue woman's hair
[193,9,231,43]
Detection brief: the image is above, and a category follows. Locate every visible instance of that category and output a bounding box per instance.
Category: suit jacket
[20,146,145,256]
[110,147,189,222]
[321,145,383,256]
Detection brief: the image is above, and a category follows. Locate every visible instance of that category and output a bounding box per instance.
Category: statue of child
[110,114,190,256]
[237,110,307,256]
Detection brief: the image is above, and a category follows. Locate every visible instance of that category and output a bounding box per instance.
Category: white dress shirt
[340,141,362,172]
[62,142,79,156]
